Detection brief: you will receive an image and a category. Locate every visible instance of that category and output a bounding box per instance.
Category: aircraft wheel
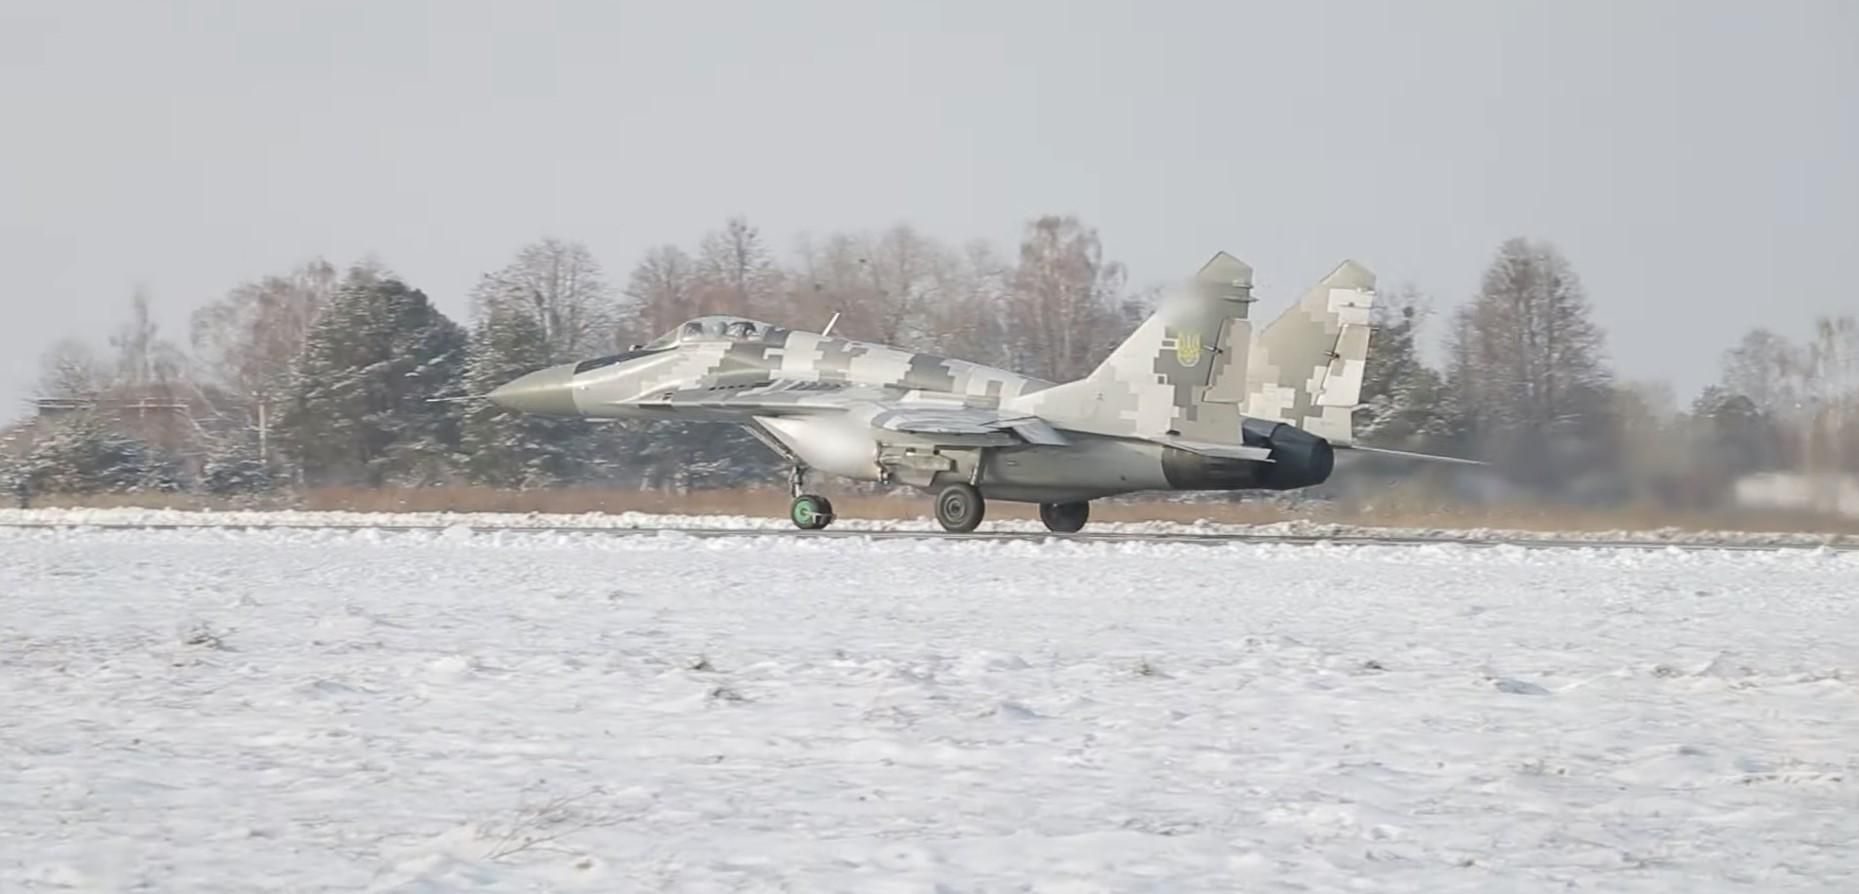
[934,483,985,533]
[790,494,835,530]
[1038,501,1090,534]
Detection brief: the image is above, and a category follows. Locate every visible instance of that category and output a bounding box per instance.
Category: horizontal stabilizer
[1341,444,1486,466]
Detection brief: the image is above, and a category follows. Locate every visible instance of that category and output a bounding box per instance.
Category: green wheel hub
[789,494,834,530]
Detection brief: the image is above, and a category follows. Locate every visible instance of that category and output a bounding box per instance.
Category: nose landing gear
[788,464,835,531]
[790,493,834,530]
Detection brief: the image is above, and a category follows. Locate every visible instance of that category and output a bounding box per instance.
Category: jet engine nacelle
[1240,419,1335,490]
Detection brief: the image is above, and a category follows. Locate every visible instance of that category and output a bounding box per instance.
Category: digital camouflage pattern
[489,252,1382,503]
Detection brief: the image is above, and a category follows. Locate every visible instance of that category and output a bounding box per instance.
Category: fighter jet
[487,253,1472,533]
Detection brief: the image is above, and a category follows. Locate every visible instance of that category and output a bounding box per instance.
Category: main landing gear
[931,488,1090,534]
[934,482,986,533]
[788,464,835,531]
[1038,501,1090,534]
[781,458,1090,536]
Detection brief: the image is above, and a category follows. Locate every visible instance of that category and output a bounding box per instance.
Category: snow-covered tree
[471,238,620,363]
[459,308,591,488]
[199,434,277,496]
[279,267,468,487]
[1354,287,1450,449]
[188,258,342,473]
[23,412,181,495]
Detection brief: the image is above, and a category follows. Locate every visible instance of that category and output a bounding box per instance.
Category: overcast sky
[3,0,1854,421]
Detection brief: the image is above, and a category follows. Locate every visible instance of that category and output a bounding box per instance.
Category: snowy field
[2,527,1856,892]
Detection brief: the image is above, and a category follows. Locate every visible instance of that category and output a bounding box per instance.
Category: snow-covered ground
[2,527,1855,892]
[3,506,1856,548]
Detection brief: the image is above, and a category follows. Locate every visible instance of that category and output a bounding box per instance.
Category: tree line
[4,216,1855,515]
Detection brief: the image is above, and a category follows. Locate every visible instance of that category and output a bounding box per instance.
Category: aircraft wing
[620,379,1072,447]
[867,405,1070,446]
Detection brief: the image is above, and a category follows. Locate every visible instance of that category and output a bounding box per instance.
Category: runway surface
[2,517,1854,553]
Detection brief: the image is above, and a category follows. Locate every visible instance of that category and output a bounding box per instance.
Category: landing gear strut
[1039,501,1090,534]
[934,482,986,533]
[788,464,834,531]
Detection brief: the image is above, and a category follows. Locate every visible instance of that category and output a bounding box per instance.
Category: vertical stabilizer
[1013,252,1256,442]
[1244,260,1376,445]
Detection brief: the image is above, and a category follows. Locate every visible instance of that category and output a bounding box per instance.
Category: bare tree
[471,238,619,361]
[622,244,700,344]
[862,224,945,346]
[918,239,1014,366]
[110,287,187,393]
[693,217,782,319]
[36,338,107,399]
[783,224,949,344]
[191,258,338,399]
[1007,215,1128,381]
[1804,315,1859,477]
[1719,328,1806,420]
[1445,237,1612,489]
[788,230,879,336]
[1711,318,1858,481]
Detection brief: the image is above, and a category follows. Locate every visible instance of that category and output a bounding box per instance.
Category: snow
[3,506,1856,549]
[2,526,1855,891]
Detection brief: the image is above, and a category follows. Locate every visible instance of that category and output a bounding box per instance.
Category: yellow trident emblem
[1175,331,1203,367]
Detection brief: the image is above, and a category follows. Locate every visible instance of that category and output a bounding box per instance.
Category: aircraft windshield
[642,315,781,348]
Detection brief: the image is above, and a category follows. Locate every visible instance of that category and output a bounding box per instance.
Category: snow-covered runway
[2,527,1855,892]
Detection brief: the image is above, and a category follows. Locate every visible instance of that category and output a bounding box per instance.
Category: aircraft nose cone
[488,364,580,415]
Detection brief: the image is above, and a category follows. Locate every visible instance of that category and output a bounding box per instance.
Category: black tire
[790,494,834,530]
[1038,501,1090,534]
[934,483,986,533]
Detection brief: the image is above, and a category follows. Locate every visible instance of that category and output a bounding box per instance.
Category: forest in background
[3,213,1856,522]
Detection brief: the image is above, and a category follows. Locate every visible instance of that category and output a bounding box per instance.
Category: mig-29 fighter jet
[488,253,1469,533]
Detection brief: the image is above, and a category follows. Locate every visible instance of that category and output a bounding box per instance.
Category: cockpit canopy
[573,316,790,375]
[640,315,785,350]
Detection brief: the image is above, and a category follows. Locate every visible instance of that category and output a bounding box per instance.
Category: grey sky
[3,0,1854,421]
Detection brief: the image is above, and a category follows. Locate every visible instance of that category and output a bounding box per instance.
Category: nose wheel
[786,463,835,531]
[790,493,835,530]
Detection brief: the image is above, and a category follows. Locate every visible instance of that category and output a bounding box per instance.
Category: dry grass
[16,483,1859,536]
